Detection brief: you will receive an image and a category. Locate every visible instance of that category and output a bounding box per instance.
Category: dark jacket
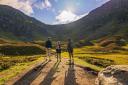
[45,40,52,48]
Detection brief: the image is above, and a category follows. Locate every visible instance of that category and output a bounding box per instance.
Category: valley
[0,0,128,85]
[0,43,128,85]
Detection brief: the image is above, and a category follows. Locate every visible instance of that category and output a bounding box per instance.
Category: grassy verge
[74,58,103,71]
[78,57,115,68]
[62,45,128,72]
[62,52,103,71]
[0,55,44,85]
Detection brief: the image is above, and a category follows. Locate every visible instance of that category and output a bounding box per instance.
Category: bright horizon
[0,0,110,25]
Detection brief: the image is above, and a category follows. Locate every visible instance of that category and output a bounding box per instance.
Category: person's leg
[71,52,74,64]
[71,49,74,63]
[68,52,71,63]
[46,48,48,60]
[59,53,61,61]
[48,48,51,60]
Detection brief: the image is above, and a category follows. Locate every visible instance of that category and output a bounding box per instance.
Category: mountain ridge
[0,0,128,42]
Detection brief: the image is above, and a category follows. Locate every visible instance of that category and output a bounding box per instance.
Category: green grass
[62,52,103,71]
[74,58,103,71]
[0,55,44,85]
[0,44,45,56]
[0,56,41,71]
[0,44,128,84]
[123,44,128,49]
[62,45,128,72]
[78,57,115,68]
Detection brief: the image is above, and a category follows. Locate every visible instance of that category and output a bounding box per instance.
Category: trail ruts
[13,60,50,85]
[39,60,61,85]
[64,61,78,85]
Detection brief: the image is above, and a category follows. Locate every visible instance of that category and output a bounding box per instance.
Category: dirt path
[6,57,96,85]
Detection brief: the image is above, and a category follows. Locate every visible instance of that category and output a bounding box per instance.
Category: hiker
[45,37,52,60]
[56,41,61,61]
[67,39,74,63]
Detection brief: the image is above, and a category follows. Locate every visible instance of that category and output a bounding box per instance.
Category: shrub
[0,45,45,56]
[75,40,94,47]
[0,56,39,71]
[78,56,115,68]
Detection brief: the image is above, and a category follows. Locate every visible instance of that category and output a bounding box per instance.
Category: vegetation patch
[0,56,43,85]
[75,40,94,47]
[0,56,39,72]
[0,44,45,56]
[78,56,115,68]
[98,36,126,47]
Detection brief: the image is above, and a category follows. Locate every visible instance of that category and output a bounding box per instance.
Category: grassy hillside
[61,0,128,41]
[0,39,45,56]
[0,5,51,41]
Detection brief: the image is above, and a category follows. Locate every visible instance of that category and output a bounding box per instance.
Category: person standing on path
[67,39,74,64]
[56,41,61,61]
[45,37,52,61]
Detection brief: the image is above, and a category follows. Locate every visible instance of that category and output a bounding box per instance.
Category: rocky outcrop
[96,65,128,85]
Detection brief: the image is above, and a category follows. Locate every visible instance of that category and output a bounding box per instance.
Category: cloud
[96,0,110,2]
[42,0,52,8]
[34,0,52,10]
[0,0,33,15]
[54,10,88,24]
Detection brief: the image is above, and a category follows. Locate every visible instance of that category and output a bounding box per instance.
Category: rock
[96,65,128,85]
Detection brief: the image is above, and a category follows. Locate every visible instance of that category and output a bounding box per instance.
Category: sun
[66,3,76,13]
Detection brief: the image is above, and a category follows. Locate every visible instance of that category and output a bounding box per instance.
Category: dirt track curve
[6,57,96,85]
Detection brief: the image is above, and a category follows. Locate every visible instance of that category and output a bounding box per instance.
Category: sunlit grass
[62,52,103,71]
[62,45,128,71]
[0,45,128,84]
[0,55,44,85]
[74,53,128,65]
[74,46,128,64]
[74,58,103,71]
[123,44,128,49]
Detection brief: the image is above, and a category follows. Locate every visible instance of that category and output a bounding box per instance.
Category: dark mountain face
[0,0,128,41]
[0,5,51,41]
[62,0,128,41]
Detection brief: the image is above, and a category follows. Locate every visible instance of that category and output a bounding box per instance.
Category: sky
[0,0,110,25]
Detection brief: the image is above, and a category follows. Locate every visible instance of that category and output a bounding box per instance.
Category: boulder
[96,65,128,85]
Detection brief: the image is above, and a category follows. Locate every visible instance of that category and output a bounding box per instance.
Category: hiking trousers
[46,48,51,59]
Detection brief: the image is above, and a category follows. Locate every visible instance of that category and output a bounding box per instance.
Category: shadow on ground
[64,61,78,85]
[13,59,50,85]
[39,60,61,85]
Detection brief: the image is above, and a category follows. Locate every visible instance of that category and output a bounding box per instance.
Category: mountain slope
[0,0,128,42]
[62,0,128,41]
[0,5,51,41]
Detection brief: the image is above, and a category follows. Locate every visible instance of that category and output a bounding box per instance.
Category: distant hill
[0,5,51,41]
[62,0,128,41]
[0,0,128,42]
